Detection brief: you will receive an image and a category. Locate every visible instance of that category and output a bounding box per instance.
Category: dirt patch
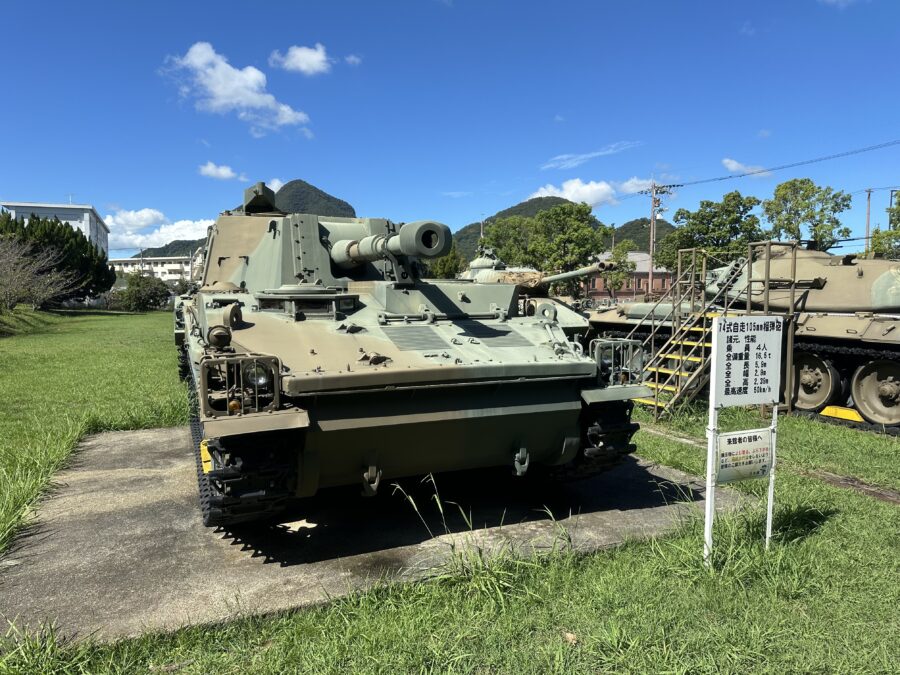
[801,469,900,505]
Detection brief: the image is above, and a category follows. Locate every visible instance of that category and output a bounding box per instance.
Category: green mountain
[454,196,573,262]
[132,238,205,258]
[603,217,674,252]
[273,179,356,217]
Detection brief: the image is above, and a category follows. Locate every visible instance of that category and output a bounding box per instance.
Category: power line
[849,184,900,195]
[634,138,900,193]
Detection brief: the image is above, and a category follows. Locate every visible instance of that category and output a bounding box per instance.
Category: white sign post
[704,316,783,566]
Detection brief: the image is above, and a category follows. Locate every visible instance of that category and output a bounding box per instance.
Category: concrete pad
[0,427,744,641]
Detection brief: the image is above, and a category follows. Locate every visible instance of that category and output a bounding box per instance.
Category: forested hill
[603,217,674,252]
[132,238,205,258]
[454,196,573,262]
[272,179,356,217]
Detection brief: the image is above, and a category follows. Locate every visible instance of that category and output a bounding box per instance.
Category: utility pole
[891,190,899,230]
[865,189,872,254]
[648,182,658,294]
[648,183,671,293]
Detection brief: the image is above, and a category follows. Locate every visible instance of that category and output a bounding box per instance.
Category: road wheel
[793,352,841,411]
[851,359,900,426]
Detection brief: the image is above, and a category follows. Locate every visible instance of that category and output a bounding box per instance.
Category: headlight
[242,362,271,388]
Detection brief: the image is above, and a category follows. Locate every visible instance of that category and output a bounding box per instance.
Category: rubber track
[184,349,220,526]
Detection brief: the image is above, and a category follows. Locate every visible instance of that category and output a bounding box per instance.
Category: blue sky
[1,0,898,257]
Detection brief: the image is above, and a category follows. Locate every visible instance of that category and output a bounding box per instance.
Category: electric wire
[629,139,900,195]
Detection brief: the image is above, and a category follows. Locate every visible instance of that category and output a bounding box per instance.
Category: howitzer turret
[175,184,649,527]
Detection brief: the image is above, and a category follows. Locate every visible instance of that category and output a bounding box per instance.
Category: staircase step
[633,397,666,407]
[645,381,679,392]
[687,326,710,332]
[660,353,704,362]
[670,339,712,348]
[646,366,692,377]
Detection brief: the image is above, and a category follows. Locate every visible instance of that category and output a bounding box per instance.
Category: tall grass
[0,311,187,552]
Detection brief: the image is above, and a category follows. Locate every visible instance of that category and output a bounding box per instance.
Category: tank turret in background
[175,184,649,526]
[458,246,614,296]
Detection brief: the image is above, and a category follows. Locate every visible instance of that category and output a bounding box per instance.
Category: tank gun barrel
[331,220,452,269]
[540,261,615,285]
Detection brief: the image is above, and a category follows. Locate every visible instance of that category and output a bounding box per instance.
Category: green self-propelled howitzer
[176,183,649,526]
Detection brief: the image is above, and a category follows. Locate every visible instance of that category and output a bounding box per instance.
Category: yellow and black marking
[199,439,212,474]
[819,405,865,423]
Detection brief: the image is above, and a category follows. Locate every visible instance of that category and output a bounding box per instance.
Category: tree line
[425,177,899,290]
[0,211,116,312]
[654,177,898,268]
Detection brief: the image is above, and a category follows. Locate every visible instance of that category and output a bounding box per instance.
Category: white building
[110,247,205,284]
[110,256,192,282]
[0,201,109,254]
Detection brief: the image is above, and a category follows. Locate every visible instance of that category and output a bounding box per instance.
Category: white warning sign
[711,316,783,408]
[716,428,773,483]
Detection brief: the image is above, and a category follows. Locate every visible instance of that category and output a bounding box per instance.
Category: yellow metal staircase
[629,249,749,418]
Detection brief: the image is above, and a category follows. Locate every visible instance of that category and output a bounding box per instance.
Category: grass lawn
[0,309,187,552]
[0,312,898,673]
[0,307,67,338]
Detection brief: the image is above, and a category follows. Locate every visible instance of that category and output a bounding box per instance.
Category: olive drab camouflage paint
[176,183,649,526]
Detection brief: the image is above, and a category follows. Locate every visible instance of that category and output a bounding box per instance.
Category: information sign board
[704,315,785,566]
[716,428,772,483]
[711,316,783,408]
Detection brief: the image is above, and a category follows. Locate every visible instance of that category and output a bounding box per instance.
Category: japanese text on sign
[716,428,772,483]
[711,316,783,407]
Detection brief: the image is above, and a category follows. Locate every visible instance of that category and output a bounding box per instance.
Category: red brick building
[585,251,675,301]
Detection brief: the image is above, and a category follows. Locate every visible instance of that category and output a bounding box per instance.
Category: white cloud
[541,141,641,170]
[818,0,863,7]
[616,177,654,194]
[169,41,309,136]
[105,208,167,231]
[722,157,770,177]
[268,178,285,192]
[739,21,756,36]
[757,129,771,139]
[441,191,472,198]
[199,161,238,180]
[106,207,214,251]
[269,43,331,75]
[553,114,565,123]
[345,54,362,66]
[530,178,617,207]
